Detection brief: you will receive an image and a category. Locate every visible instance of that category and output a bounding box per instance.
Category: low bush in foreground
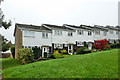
[18,48,34,64]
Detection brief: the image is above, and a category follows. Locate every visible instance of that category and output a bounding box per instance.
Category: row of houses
[14,23,120,59]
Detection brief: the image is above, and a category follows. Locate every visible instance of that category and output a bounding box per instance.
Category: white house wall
[22,30,52,47]
[107,30,119,40]
[75,30,94,42]
[22,27,119,48]
[52,30,75,44]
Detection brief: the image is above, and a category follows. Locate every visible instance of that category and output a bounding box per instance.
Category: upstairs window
[68,32,73,36]
[95,30,100,35]
[54,30,62,36]
[77,30,83,35]
[42,32,48,38]
[24,31,35,37]
[104,31,107,36]
[88,31,92,36]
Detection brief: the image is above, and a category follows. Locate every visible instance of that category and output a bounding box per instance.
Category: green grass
[63,54,73,58]
[0,57,20,69]
[2,49,119,78]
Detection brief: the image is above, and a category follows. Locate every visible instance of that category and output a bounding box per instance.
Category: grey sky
[0,0,119,44]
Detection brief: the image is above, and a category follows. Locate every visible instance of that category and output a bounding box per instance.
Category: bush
[76,47,87,54]
[116,43,120,48]
[94,39,108,50]
[60,49,68,54]
[52,50,64,58]
[84,49,91,53]
[18,48,34,64]
[83,41,88,47]
[52,54,64,59]
[92,44,96,49]
[10,46,15,58]
[103,45,111,50]
[32,46,41,59]
[110,43,116,48]
[53,50,60,54]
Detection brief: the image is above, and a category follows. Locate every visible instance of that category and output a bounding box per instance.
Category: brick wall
[15,27,22,59]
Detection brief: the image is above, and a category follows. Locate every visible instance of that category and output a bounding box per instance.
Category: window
[77,30,83,35]
[88,31,92,36]
[77,42,84,46]
[24,31,35,37]
[28,46,31,49]
[65,44,68,47]
[25,46,27,48]
[104,31,107,36]
[54,44,63,49]
[54,30,62,35]
[109,39,114,43]
[109,30,113,34]
[68,32,73,36]
[42,32,48,38]
[95,30,100,35]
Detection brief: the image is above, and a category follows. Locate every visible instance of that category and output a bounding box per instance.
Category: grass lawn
[63,54,73,58]
[0,58,20,69]
[2,49,119,78]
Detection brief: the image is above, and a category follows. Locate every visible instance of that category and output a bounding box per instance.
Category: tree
[1,35,11,52]
[2,20,11,29]
[0,0,11,29]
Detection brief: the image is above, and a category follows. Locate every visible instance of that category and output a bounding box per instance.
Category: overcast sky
[0,0,119,44]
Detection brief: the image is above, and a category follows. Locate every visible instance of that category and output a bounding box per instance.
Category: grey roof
[105,25,119,31]
[80,25,94,30]
[64,24,93,30]
[14,23,52,36]
[43,24,74,31]
[94,25,108,31]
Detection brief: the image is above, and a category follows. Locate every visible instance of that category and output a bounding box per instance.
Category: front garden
[2,49,119,78]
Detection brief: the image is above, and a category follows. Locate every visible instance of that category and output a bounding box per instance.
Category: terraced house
[14,23,120,59]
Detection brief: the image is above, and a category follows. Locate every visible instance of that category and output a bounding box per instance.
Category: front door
[42,47,49,57]
[68,44,73,55]
[88,43,92,50]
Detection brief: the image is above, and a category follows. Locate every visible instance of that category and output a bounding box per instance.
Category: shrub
[32,46,41,59]
[18,48,34,64]
[94,39,108,50]
[69,50,73,53]
[92,44,96,49]
[83,41,88,47]
[103,45,111,50]
[84,49,91,53]
[110,43,116,48]
[60,49,68,54]
[52,54,64,59]
[116,43,120,48]
[52,50,64,58]
[10,46,15,59]
[53,50,60,54]
[76,47,87,54]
